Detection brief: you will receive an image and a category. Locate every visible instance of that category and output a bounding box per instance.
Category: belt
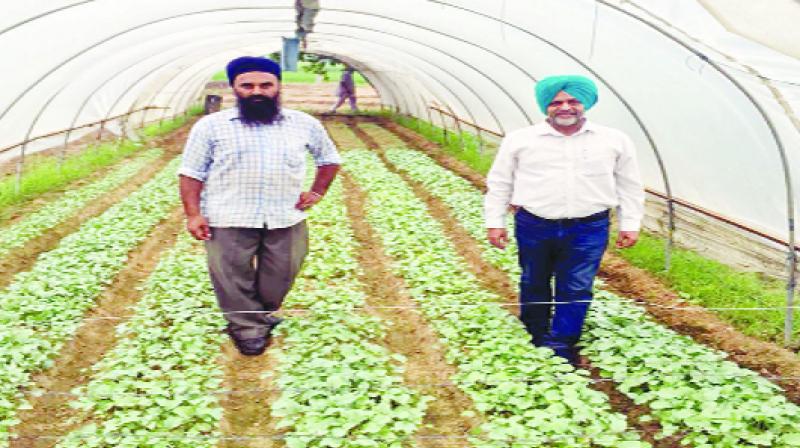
[520,208,609,224]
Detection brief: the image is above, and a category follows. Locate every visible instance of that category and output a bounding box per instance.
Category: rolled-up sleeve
[179,118,213,181]
[307,119,342,166]
[614,134,645,231]
[484,135,517,228]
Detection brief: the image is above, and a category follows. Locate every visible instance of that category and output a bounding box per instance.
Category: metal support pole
[14,154,25,195]
[665,199,676,271]
[115,118,126,149]
[139,108,148,128]
[96,120,105,141]
[437,109,447,143]
[59,129,72,170]
[786,219,798,346]
[477,128,485,154]
[443,104,464,151]
[425,105,434,137]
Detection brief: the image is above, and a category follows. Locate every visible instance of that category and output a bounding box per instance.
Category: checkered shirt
[179,107,342,229]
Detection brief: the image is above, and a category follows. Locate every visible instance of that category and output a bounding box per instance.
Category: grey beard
[554,115,579,126]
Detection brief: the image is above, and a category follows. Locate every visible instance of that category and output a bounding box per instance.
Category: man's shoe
[267,316,284,330]
[232,336,268,356]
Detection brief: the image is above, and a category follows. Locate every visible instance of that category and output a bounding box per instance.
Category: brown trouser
[205,221,308,339]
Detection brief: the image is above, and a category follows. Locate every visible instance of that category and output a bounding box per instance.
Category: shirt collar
[533,119,596,137]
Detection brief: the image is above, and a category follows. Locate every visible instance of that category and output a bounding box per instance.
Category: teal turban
[535,75,598,114]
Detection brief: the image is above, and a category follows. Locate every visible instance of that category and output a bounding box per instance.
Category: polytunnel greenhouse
[1,0,800,446]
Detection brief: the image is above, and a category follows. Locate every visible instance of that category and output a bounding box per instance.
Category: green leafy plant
[58,237,226,448]
[0,149,162,258]
[390,116,497,175]
[269,163,430,447]
[0,158,182,445]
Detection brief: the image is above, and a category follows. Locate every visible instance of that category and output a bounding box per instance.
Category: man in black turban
[179,56,342,356]
[226,56,284,125]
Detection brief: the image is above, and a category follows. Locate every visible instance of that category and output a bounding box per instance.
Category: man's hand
[187,215,211,241]
[488,228,508,250]
[616,231,639,249]
[295,191,323,210]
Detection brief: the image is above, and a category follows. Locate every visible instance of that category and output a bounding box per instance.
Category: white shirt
[484,120,644,231]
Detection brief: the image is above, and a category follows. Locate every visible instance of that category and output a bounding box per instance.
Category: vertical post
[476,127,485,154]
[785,221,798,346]
[96,120,105,141]
[115,117,126,149]
[665,199,675,271]
[425,105,434,138]
[15,142,27,194]
[140,107,149,128]
[60,129,73,170]
[437,108,447,144]
[450,112,464,151]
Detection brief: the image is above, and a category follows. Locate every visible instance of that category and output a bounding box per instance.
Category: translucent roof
[2,0,799,249]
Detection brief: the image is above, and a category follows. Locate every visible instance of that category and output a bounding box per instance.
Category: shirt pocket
[579,147,616,177]
[282,141,307,182]
[213,136,262,169]
[285,151,305,168]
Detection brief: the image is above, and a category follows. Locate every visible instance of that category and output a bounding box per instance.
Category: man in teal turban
[535,75,598,115]
[484,74,644,367]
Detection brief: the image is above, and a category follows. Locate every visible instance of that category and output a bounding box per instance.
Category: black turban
[226,56,282,85]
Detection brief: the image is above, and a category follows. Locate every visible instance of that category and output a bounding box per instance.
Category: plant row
[0,148,163,258]
[270,165,429,448]
[56,236,226,447]
[376,140,800,447]
[0,157,182,446]
[584,289,800,447]
[343,148,647,448]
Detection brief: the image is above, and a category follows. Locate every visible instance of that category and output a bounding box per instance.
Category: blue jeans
[514,209,609,360]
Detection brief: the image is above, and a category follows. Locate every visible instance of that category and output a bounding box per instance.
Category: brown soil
[8,209,184,448]
[584,360,684,447]
[324,121,481,447]
[373,118,800,404]
[203,83,382,114]
[322,115,383,125]
[341,173,480,448]
[218,338,282,448]
[0,130,187,291]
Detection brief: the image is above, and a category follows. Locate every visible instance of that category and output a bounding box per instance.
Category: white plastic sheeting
[1,0,799,251]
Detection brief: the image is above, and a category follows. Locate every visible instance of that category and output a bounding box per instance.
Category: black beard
[236,94,281,125]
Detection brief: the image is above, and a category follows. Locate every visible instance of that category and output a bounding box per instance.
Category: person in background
[329,66,358,113]
[179,56,341,356]
[484,75,645,366]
